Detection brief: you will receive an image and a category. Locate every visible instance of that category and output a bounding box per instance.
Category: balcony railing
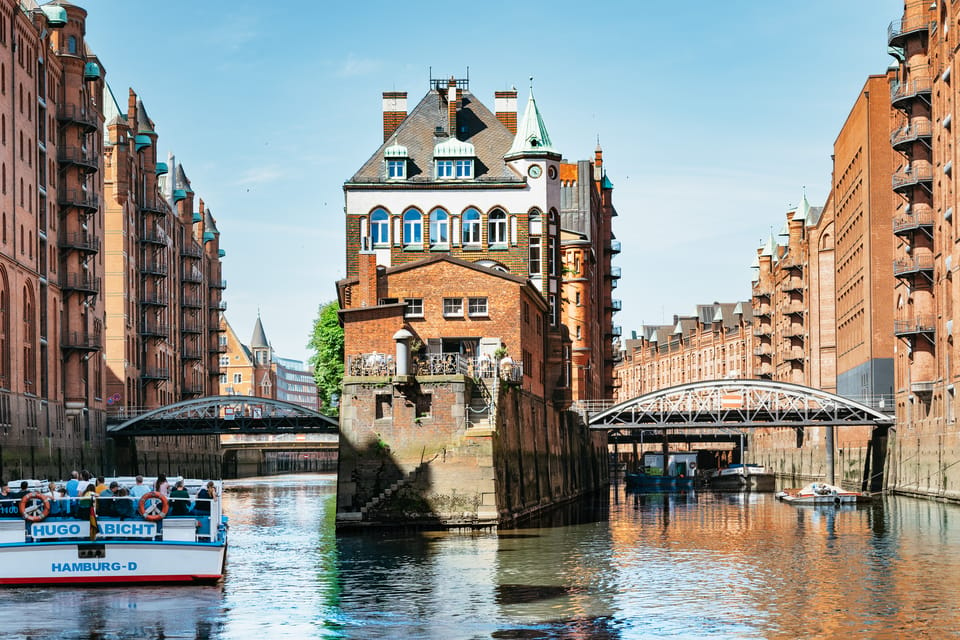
[209,300,227,311]
[141,368,170,381]
[608,266,622,279]
[181,242,203,258]
[58,146,98,172]
[894,316,936,337]
[140,293,167,307]
[140,260,168,277]
[609,240,621,254]
[60,273,100,294]
[608,299,622,312]
[892,164,934,191]
[182,346,203,360]
[181,320,203,334]
[783,325,805,339]
[890,76,933,108]
[753,286,773,298]
[59,231,99,254]
[61,331,102,351]
[210,279,227,289]
[140,197,168,215]
[893,255,935,277]
[893,209,934,235]
[182,384,205,396]
[182,295,203,308]
[783,301,805,316]
[58,189,98,212]
[140,226,166,245]
[752,326,772,337]
[890,118,932,149]
[182,269,203,284]
[140,323,170,339]
[888,17,932,47]
[56,104,99,131]
[784,348,805,362]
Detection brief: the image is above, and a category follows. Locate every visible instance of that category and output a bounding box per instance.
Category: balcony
[780,256,803,271]
[210,279,227,289]
[607,266,622,279]
[140,293,167,308]
[180,242,203,258]
[892,164,934,192]
[209,343,228,354]
[607,325,622,337]
[182,295,203,308]
[754,307,771,318]
[182,384,205,396]
[753,365,773,378]
[783,348,805,362]
[753,345,772,357]
[140,323,170,339]
[140,260,168,277]
[893,209,934,236]
[782,279,803,293]
[57,146,98,172]
[890,118,932,151]
[140,226,166,246]
[752,326,772,337]
[783,301,805,316]
[753,286,773,298]
[140,197,168,216]
[60,273,100,295]
[609,240,621,254]
[893,255,935,279]
[61,331,102,351]
[894,316,936,339]
[56,104,98,132]
[58,189,98,213]
[607,299,622,312]
[209,300,227,312]
[182,269,203,284]
[59,231,99,254]
[182,320,203,334]
[890,76,933,110]
[783,325,805,339]
[141,368,170,381]
[182,346,203,360]
[888,17,932,47]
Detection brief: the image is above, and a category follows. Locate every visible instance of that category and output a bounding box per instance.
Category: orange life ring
[138,491,169,521]
[19,492,50,522]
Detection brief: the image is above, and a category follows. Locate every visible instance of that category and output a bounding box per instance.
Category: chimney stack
[495,89,518,134]
[382,91,407,142]
[447,78,458,138]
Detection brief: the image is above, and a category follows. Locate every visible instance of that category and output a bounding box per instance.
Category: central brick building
[335,76,615,527]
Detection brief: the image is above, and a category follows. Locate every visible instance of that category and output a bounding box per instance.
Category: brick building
[218,314,319,411]
[0,1,107,479]
[615,303,754,400]
[336,76,611,527]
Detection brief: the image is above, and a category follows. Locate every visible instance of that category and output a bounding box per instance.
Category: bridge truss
[106,396,338,437]
[588,379,894,430]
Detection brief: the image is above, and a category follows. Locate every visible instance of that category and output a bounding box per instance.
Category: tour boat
[0,478,227,585]
[775,482,866,505]
[708,464,776,492]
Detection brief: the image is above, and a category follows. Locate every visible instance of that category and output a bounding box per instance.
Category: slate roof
[348,89,522,184]
[250,315,269,349]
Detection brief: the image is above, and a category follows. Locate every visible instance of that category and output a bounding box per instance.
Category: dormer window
[434,137,476,180]
[384,141,408,180]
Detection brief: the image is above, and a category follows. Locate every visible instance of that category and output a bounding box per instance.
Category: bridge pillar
[233,449,264,478]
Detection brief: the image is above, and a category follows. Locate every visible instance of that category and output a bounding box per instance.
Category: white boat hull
[0,540,226,585]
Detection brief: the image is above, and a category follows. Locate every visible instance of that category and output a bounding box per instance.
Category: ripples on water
[4,475,960,639]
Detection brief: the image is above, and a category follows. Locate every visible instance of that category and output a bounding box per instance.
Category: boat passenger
[194,481,217,514]
[76,484,96,519]
[112,487,136,520]
[97,482,118,516]
[0,481,15,518]
[8,480,29,501]
[49,487,70,517]
[94,476,108,495]
[154,474,170,496]
[65,471,80,498]
[129,475,150,499]
[169,480,191,516]
[76,470,92,496]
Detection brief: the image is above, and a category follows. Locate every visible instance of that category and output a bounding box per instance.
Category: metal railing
[892,164,934,189]
[890,118,932,147]
[888,17,932,45]
[893,255,935,276]
[894,316,936,336]
[346,352,524,381]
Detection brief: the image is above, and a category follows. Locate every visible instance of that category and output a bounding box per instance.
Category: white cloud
[336,54,382,77]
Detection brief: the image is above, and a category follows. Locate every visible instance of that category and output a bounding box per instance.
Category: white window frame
[443,297,463,317]
[455,159,473,178]
[405,298,424,318]
[488,210,507,246]
[370,209,389,247]
[462,209,481,246]
[468,297,488,317]
[403,209,422,247]
[219,355,229,367]
[436,159,454,179]
[387,159,405,179]
[233,373,242,384]
[429,209,449,247]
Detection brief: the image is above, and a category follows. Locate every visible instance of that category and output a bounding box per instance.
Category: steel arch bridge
[106,396,338,437]
[588,379,895,430]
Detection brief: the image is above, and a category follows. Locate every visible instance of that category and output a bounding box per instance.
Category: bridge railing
[347,352,523,381]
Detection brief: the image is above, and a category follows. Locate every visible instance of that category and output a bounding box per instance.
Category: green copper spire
[505,79,558,158]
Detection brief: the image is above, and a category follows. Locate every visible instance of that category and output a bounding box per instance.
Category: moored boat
[776,482,868,505]
[708,463,776,492]
[0,478,227,585]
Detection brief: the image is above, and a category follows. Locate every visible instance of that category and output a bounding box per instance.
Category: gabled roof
[348,89,520,183]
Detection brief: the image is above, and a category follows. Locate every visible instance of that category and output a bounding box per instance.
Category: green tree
[308,300,344,415]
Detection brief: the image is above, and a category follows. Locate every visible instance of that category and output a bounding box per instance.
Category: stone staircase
[467,377,495,430]
[359,461,429,516]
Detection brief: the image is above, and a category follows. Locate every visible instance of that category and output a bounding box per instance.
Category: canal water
[5,474,960,639]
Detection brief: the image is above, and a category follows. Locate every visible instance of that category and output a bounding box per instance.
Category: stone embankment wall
[885,426,960,501]
[336,375,607,528]
[751,424,879,490]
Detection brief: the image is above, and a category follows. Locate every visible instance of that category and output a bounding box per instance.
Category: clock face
[528,164,542,179]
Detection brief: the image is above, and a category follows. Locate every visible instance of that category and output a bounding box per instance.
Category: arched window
[370,208,389,247]
[488,209,507,246]
[402,209,422,247]
[462,208,481,246]
[429,208,449,248]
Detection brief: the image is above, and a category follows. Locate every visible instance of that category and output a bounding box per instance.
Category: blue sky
[83,0,902,363]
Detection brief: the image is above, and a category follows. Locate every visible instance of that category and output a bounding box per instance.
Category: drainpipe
[826,425,835,485]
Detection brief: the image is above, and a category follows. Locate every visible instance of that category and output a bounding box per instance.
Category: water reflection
[5,476,960,638]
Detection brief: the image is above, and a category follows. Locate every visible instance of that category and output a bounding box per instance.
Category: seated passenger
[194,481,217,514]
[112,487,136,520]
[97,481,119,517]
[169,480,191,516]
[76,484,97,519]
[0,481,17,518]
[48,486,70,517]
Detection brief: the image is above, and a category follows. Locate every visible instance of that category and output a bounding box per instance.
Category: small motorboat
[708,463,776,492]
[776,482,868,505]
